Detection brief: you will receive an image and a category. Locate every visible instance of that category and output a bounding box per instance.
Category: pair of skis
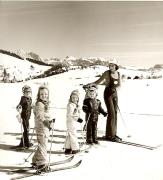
[98,136,160,150]
[113,140,160,150]
[10,156,81,180]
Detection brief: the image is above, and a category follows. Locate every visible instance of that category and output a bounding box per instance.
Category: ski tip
[69,155,74,160]
[155,144,162,149]
[127,135,131,138]
[77,160,82,166]
[84,150,89,153]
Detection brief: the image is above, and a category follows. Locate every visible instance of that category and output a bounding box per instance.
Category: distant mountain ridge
[0,49,51,66]
[0,49,162,83]
[0,50,69,83]
[0,49,110,68]
[1,48,163,71]
[0,51,51,82]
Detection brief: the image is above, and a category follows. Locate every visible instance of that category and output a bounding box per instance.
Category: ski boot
[72,149,80,154]
[10,144,26,150]
[25,143,33,149]
[114,135,122,142]
[93,140,99,144]
[31,163,37,169]
[36,164,51,175]
[64,149,72,155]
[86,140,93,145]
[107,135,122,142]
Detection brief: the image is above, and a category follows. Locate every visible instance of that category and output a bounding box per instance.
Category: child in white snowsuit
[64,90,83,154]
[82,86,107,144]
[16,85,32,148]
[32,85,54,172]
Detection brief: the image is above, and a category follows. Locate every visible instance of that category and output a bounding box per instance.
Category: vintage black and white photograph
[0,1,163,180]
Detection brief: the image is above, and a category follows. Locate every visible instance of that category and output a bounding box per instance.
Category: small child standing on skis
[64,90,83,154]
[15,85,33,149]
[32,85,54,172]
[82,85,107,145]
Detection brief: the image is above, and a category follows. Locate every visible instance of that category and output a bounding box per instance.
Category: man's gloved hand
[83,83,94,90]
[83,84,90,90]
[83,83,97,89]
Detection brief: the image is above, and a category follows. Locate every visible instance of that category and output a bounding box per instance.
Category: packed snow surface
[0,64,163,180]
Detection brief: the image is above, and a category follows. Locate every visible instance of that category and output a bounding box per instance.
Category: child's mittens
[43,120,51,130]
[77,118,83,123]
[49,119,55,130]
[16,105,22,113]
[82,105,90,112]
[45,119,55,130]
[51,118,56,123]
[16,114,22,123]
[103,112,108,117]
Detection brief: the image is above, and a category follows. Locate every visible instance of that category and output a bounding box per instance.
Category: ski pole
[82,113,91,148]
[79,122,89,153]
[29,128,35,141]
[48,125,54,169]
[24,145,37,162]
[20,119,25,148]
[80,121,86,148]
[16,105,25,148]
[23,127,37,163]
[29,127,35,145]
[83,113,90,132]
[117,104,131,138]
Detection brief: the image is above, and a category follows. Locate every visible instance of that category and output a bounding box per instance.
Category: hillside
[0,53,51,82]
[0,49,163,83]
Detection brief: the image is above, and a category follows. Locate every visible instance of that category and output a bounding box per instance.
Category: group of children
[11,60,121,173]
[64,86,107,155]
[14,83,107,172]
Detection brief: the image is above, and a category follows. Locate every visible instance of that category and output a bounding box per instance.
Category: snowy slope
[0,66,163,180]
[0,53,50,81]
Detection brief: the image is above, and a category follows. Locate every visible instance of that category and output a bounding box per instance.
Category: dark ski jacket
[17,96,32,120]
[82,98,107,122]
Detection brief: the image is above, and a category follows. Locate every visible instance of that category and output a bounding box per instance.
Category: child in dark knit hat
[82,86,107,145]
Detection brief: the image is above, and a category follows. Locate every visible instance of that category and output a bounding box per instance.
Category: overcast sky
[1,1,163,67]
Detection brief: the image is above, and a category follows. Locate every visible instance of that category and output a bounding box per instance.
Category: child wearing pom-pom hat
[64,90,83,154]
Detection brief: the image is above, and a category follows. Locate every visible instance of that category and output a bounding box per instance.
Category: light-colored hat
[71,89,79,96]
[109,57,118,65]
[109,58,119,70]
[22,85,31,94]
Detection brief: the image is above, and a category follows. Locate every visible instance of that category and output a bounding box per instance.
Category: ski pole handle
[83,124,86,131]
